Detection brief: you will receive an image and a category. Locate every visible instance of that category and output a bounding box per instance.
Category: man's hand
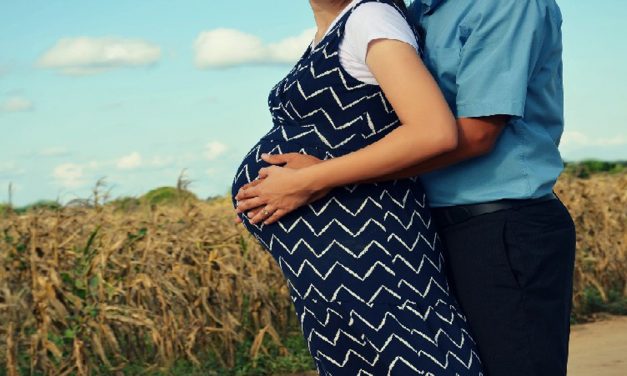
[233,152,325,224]
[262,152,323,169]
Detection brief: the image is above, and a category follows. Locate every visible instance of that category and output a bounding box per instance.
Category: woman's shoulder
[344,1,420,54]
[350,0,408,20]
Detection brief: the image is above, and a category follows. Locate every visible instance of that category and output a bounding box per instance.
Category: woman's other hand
[234,153,328,225]
[260,152,323,169]
[235,166,318,225]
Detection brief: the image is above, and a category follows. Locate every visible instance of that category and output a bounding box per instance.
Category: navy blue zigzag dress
[231,1,484,374]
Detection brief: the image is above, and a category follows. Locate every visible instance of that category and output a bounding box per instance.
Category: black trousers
[434,198,576,376]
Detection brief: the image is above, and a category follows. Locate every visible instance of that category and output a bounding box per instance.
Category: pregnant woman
[231,0,484,374]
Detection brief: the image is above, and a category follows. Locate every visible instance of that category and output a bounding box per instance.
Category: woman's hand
[234,153,326,224]
[235,165,330,225]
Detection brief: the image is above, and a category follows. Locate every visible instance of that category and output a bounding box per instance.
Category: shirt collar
[420,0,444,14]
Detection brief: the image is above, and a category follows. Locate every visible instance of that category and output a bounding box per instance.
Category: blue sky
[1,0,626,206]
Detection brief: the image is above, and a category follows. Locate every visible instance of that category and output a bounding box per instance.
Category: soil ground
[280,315,627,376]
[568,315,627,376]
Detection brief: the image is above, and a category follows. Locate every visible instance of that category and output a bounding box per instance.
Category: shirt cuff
[456,100,525,118]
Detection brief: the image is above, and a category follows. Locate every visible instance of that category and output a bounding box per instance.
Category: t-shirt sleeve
[455,0,556,118]
[344,3,420,64]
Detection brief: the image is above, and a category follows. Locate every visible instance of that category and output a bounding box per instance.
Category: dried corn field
[0,174,625,375]
[554,174,627,317]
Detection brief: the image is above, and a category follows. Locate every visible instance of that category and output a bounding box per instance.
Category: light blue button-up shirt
[408,0,566,207]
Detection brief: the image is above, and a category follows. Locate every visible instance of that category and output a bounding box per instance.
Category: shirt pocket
[423,46,461,110]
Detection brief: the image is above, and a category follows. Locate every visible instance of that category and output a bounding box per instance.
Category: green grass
[140,186,199,206]
[563,160,627,178]
[1,332,315,376]
[576,286,627,320]
[95,332,315,376]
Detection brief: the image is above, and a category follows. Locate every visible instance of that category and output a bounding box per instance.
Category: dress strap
[329,0,423,57]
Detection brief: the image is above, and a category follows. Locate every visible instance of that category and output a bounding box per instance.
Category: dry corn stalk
[0,174,624,374]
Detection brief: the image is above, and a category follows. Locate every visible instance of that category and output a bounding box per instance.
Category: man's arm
[234,115,507,223]
[360,115,509,182]
[381,0,552,179]
[236,0,546,221]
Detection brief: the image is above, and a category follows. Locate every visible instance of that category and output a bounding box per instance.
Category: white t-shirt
[310,0,420,85]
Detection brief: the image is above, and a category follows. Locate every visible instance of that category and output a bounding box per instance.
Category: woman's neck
[310,0,352,44]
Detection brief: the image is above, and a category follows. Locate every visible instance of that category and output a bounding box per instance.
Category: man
[236,0,576,374]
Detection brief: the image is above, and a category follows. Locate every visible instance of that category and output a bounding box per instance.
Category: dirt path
[568,316,627,376]
[281,316,627,376]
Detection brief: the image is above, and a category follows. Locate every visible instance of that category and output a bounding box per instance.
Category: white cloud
[267,28,317,62]
[0,161,25,177]
[149,155,175,168]
[37,37,161,75]
[1,96,34,112]
[99,101,125,110]
[53,163,86,188]
[204,141,228,160]
[39,147,70,157]
[5,182,21,193]
[559,131,627,160]
[50,158,123,189]
[0,60,17,77]
[117,152,142,170]
[194,28,315,68]
[561,131,627,147]
[86,160,101,169]
[0,161,16,173]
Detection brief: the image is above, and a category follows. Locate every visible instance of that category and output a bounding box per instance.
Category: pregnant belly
[230,139,328,209]
[230,138,434,272]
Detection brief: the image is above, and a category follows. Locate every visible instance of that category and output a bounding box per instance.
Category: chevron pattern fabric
[231,1,484,374]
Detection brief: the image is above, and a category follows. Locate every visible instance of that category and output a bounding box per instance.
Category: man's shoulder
[468,0,559,8]
[467,0,562,21]
[442,0,562,36]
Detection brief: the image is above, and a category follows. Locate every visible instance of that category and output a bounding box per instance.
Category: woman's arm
[236,39,456,224]
[233,116,508,224]
[298,39,459,188]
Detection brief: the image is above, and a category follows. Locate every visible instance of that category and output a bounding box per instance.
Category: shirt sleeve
[344,3,420,65]
[455,0,553,118]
